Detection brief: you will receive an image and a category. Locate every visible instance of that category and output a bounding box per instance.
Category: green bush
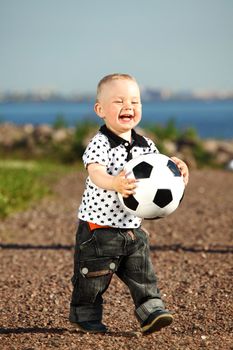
[0,121,223,168]
[144,120,217,167]
[192,143,216,168]
[53,114,68,129]
[145,119,181,141]
[70,121,98,161]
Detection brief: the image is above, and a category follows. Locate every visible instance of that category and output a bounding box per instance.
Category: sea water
[0,100,232,139]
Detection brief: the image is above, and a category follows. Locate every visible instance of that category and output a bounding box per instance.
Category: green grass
[0,160,73,218]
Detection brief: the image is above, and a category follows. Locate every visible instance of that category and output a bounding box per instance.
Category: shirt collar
[99,124,149,148]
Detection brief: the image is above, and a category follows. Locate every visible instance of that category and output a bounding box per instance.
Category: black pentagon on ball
[167,160,181,176]
[123,195,139,211]
[132,161,153,179]
[153,189,173,208]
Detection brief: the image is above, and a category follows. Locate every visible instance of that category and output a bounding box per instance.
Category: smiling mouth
[119,114,134,121]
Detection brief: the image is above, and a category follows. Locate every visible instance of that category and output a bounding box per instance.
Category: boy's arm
[87,163,137,198]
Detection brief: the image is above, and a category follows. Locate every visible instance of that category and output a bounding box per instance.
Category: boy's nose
[123,102,132,109]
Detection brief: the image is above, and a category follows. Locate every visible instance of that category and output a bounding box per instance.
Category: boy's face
[94,79,142,137]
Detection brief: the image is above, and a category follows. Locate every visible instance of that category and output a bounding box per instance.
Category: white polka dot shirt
[78,125,159,228]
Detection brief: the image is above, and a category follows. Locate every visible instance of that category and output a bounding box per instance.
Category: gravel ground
[0,169,232,350]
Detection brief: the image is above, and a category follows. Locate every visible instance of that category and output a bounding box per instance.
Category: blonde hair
[96,73,137,102]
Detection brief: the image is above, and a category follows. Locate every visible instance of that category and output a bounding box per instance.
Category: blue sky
[1,0,233,94]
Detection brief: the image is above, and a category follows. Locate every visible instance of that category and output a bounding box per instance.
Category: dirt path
[0,169,232,349]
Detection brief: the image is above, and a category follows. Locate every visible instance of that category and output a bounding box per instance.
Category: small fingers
[127,183,137,190]
[122,181,137,197]
[125,180,137,191]
[122,190,136,198]
[126,178,137,184]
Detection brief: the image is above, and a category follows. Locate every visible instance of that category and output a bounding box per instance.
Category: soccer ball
[118,153,185,219]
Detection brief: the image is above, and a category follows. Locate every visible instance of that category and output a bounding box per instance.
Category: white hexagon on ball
[118,153,185,219]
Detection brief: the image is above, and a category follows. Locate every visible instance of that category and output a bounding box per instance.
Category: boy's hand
[112,171,137,197]
[171,156,189,186]
[88,163,137,195]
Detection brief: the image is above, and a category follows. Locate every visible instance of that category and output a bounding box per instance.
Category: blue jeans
[70,220,165,324]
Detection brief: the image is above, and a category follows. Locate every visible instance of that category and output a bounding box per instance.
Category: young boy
[69,73,189,334]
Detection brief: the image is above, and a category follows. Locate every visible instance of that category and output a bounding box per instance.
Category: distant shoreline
[1,96,233,103]
[1,99,233,140]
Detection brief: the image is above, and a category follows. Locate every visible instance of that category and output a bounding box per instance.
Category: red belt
[88,222,110,231]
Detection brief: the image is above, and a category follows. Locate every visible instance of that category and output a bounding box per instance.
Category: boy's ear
[94,102,105,119]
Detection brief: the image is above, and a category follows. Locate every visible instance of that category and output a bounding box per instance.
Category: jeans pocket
[77,257,119,304]
[79,236,97,259]
[79,257,119,278]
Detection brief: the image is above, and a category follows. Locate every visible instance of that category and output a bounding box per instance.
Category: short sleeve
[82,133,110,168]
[144,137,160,154]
